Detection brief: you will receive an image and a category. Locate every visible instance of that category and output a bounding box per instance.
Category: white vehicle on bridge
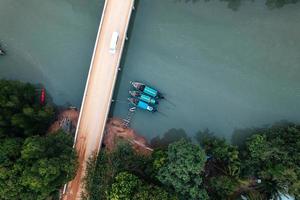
[109,31,119,54]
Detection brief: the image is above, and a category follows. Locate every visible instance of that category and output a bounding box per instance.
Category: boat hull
[129,90,158,105]
[128,98,156,112]
[130,81,163,99]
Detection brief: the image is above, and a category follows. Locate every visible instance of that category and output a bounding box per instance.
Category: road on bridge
[62,0,134,199]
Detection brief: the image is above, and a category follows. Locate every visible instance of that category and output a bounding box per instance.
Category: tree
[197,131,240,177]
[242,123,300,199]
[108,172,141,200]
[82,141,153,200]
[151,149,167,172]
[0,80,76,199]
[156,139,208,200]
[0,80,54,138]
[133,184,177,200]
[107,171,177,200]
[0,137,22,166]
[0,131,77,200]
[150,128,189,149]
[208,176,238,199]
[196,131,241,199]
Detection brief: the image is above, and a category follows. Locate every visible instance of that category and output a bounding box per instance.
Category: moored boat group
[128,81,164,113]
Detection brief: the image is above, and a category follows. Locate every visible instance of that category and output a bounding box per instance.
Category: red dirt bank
[104,118,153,155]
[49,110,152,155]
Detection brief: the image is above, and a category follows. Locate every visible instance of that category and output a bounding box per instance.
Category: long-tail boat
[40,88,46,105]
[129,90,158,105]
[128,98,156,112]
[130,81,164,99]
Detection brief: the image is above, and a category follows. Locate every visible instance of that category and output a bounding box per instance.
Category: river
[1,0,300,140]
[0,0,103,106]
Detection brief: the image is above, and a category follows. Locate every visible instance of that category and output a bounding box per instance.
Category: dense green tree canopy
[208,175,238,199]
[133,184,177,200]
[107,172,176,200]
[198,132,240,177]
[0,131,77,200]
[196,124,300,199]
[82,142,152,200]
[83,124,300,200]
[108,172,141,200]
[0,80,76,200]
[0,80,54,138]
[196,131,241,199]
[83,142,175,200]
[156,139,208,200]
[242,123,300,199]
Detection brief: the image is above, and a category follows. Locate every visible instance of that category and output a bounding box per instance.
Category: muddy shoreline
[49,109,152,155]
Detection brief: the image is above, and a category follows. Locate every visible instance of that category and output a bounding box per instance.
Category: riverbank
[83,121,300,199]
[48,108,79,134]
[47,108,152,155]
[104,118,153,155]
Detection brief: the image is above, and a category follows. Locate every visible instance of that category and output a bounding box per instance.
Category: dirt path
[62,0,135,199]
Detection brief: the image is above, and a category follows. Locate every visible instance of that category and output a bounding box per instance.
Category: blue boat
[128,98,156,112]
[129,90,158,105]
[130,81,164,99]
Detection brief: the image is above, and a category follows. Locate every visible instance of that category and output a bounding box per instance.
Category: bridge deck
[63,0,134,199]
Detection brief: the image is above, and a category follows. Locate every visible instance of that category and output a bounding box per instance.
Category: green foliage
[83,123,300,200]
[150,128,189,149]
[151,149,167,171]
[108,172,141,200]
[198,131,240,177]
[241,190,265,200]
[81,155,98,200]
[242,123,300,199]
[0,131,77,200]
[0,137,22,166]
[197,131,241,199]
[81,151,113,200]
[133,184,177,200]
[107,171,177,200]
[231,127,263,149]
[82,142,176,200]
[0,80,54,138]
[157,139,208,200]
[0,80,73,199]
[209,176,239,199]
[82,142,154,200]
[245,134,268,159]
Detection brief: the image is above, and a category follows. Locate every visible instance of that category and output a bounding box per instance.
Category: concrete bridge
[62,0,135,199]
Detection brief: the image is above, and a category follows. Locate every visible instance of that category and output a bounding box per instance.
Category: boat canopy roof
[144,86,158,97]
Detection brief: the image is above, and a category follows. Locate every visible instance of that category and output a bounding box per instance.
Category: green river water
[0,0,300,139]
